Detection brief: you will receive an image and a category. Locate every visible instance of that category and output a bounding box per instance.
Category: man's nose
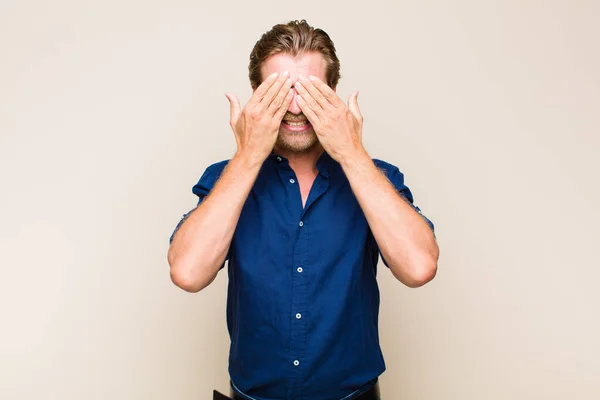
[288,89,302,115]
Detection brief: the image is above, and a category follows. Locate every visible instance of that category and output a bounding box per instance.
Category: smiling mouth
[282,119,312,133]
[284,120,309,126]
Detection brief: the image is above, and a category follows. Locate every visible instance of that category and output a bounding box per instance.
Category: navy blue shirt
[171,152,433,400]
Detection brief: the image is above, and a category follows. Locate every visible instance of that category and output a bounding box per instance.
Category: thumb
[348,91,362,120]
[225,93,241,122]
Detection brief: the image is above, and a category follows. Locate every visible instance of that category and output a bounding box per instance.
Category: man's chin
[276,130,318,153]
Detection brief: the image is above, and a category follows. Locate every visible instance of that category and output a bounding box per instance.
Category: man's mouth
[282,119,311,132]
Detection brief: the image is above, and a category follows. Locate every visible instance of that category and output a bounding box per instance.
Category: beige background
[1,0,599,399]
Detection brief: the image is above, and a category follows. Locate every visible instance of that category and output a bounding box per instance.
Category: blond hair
[248,20,341,89]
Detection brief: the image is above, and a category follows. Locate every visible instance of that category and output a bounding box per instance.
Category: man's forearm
[339,149,439,287]
[168,152,263,292]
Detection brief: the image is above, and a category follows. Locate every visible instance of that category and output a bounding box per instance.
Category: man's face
[259,52,332,153]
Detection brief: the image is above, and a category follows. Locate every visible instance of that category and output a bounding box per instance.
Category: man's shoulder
[191,159,230,196]
[371,158,401,175]
[204,159,230,175]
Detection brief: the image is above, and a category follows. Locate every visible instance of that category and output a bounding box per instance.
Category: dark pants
[223,381,381,400]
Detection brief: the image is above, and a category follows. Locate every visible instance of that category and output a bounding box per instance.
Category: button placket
[290,201,309,393]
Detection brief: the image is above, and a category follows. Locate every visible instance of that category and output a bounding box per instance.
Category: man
[168,20,439,400]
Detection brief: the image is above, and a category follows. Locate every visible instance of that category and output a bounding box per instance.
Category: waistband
[230,378,379,400]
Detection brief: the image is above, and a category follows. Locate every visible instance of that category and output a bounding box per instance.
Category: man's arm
[168,154,263,292]
[294,74,438,287]
[168,71,294,292]
[340,150,439,287]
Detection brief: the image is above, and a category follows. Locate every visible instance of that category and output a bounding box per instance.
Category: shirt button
[299,221,303,227]
[297,267,303,273]
[296,313,302,319]
[276,156,282,162]
[289,178,295,184]
[293,360,300,366]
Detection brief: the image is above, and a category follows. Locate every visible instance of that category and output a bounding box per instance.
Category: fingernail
[309,75,317,81]
[282,71,289,77]
[270,72,279,78]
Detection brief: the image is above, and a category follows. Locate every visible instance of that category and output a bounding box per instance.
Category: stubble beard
[275,125,319,153]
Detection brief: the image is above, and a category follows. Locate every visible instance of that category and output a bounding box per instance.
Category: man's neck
[274,144,324,177]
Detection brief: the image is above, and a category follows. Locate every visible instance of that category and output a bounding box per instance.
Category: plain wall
[1,0,599,399]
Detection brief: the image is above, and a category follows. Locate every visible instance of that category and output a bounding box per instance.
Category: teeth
[285,121,308,126]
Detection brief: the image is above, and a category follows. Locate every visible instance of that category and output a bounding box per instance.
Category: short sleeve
[169,160,230,244]
[372,159,435,232]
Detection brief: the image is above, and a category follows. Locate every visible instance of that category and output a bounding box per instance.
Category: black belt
[347,381,380,400]
[216,381,381,400]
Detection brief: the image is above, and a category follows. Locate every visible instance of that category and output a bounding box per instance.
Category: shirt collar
[315,151,331,179]
[269,151,332,179]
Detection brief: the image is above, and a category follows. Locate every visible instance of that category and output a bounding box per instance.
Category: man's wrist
[232,149,267,172]
[338,146,371,171]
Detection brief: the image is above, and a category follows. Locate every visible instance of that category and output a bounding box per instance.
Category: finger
[224,93,241,123]
[268,78,293,116]
[274,89,295,120]
[308,75,342,107]
[295,81,322,114]
[297,75,328,109]
[348,91,362,120]
[252,72,280,103]
[262,71,290,108]
[295,94,320,127]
